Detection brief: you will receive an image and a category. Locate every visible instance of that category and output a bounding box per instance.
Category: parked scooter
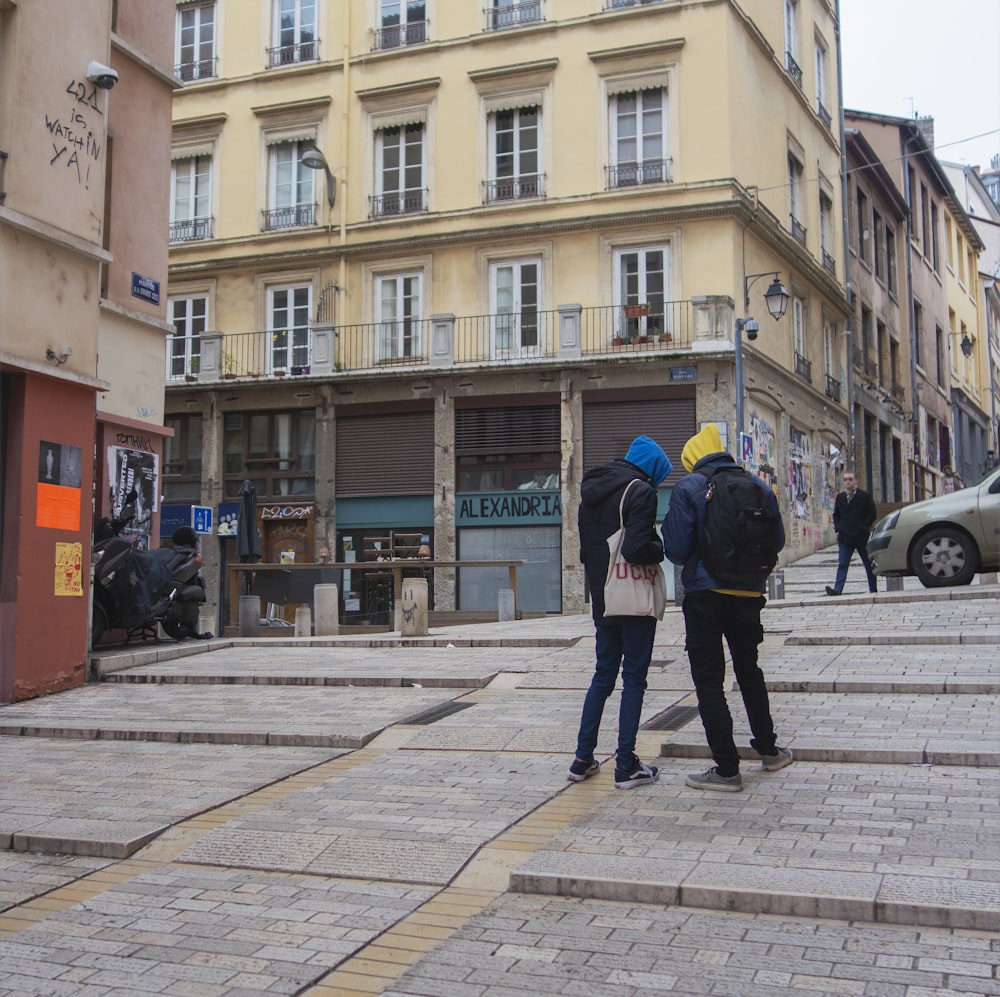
[91,491,208,647]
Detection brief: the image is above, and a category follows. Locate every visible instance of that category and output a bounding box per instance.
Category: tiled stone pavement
[0,739,337,858]
[0,684,461,747]
[0,854,111,913]
[177,750,571,886]
[385,894,1000,997]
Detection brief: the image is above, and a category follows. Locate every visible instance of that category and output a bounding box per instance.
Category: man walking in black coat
[826,469,878,595]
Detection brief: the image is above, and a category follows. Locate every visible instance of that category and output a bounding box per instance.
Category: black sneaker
[614,761,660,790]
[566,758,600,782]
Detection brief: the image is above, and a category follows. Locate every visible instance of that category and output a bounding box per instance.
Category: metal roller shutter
[336,411,434,496]
[455,406,560,456]
[583,397,696,485]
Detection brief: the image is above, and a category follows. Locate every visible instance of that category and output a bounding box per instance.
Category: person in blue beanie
[568,435,672,789]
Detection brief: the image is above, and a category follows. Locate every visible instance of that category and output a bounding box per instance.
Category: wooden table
[227,559,524,629]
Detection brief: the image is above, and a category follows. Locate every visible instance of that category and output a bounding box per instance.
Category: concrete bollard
[294,606,312,637]
[885,575,904,591]
[314,584,339,636]
[198,605,215,637]
[767,569,785,601]
[239,595,261,637]
[498,588,516,622]
[401,578,429,636]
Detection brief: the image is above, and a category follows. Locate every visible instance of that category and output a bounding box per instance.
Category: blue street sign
[192,505,213,534]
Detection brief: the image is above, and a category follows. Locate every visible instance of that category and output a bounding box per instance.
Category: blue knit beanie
[624,435,673,485]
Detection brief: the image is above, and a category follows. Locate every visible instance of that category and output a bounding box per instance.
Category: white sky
[839,0,1000,170]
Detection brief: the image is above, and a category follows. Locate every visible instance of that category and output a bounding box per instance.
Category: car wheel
[909,527,978,588]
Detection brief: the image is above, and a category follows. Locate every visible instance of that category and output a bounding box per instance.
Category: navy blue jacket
[661,452,785,595]
[578,459,664,621]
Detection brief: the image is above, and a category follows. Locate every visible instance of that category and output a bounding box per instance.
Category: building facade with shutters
[164,0,850,625]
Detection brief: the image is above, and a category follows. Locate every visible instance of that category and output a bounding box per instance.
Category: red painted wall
[5,373,95,701]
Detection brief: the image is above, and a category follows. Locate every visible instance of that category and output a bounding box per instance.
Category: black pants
[682,590,777,776]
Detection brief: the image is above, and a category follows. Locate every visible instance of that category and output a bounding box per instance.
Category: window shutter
[455,406,559,456]
[583,397,695,484]
[336,411,434,497]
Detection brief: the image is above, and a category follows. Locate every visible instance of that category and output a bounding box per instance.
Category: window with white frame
[376,0,427,49]
[488,0,542,31]
[819,191,833,270]
[376,273,423,361]
[609,87,669,188]
[873,209,885,281]
[265,140,316,230]
[269,0,316,67]
[491,259,541,357]
[788,151,804,239]
[814,36,829,122]
[170,153,212,242]
[373,123,425,217]
[784,0,801,83]
[856,185,870,263]
[487,105,541,202]
[268,284,312,373]
[614,245,669,341]
[176,1,216,82]
[823,319,836,379]
[167,295,207,379]
[792,295,806,358]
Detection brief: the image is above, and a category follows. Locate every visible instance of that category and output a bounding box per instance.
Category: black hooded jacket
[578,459,665,621]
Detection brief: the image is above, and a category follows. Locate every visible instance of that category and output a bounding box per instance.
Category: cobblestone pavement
[0,547,997,996]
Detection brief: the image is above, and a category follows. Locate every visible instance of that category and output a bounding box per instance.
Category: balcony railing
[169,217,213,242]
[372,20,428,50]
[267,39,318,68]
[485,1,542,30]
[607,159,672,188]
[483,174,545,203]
[369,189,428,218]
[794,352,812,383]
[261,203,317,231]
[821,248,836,275]
[785,52,803,88]
[817,100,832,129]
[175,58,217,82]
[790,216,807,245]
[607,0,664,7]
[165,301,697,384]
[825,374,841,402]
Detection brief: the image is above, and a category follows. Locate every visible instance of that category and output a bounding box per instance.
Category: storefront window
[223,409,315,498]
[162,414,203,502]
[458,525,561,613]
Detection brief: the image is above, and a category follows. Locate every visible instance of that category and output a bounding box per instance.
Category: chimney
[916,115,935,149]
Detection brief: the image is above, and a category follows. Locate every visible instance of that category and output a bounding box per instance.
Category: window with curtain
[167,295,207,379]
[223,410,316,498]
[609,88,669,188]
[376,272,422,361]
[170,155,212,241]
[265,141,316,229]
[268,284,312,373]
[176,1,216,81]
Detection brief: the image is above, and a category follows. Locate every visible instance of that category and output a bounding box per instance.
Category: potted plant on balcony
[623,304,650,319]
[184,357,199,382]
[221,351,238,379]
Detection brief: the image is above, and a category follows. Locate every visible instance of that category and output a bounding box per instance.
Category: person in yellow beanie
[661,424,791,792]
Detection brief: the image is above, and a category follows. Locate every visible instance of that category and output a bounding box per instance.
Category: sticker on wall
[54,541,83,596]
[36,441,83,530]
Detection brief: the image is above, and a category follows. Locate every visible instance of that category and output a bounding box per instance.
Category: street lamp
[959,334,973,358]
[300,147,335,208]
[735,273,789,442]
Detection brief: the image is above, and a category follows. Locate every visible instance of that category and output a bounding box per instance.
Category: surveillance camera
[744,318,760,341]
[86,61,119,90]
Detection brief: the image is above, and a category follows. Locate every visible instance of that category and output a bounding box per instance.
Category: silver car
[868,467,1000,587]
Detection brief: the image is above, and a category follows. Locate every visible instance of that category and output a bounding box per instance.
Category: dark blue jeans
[575,616,657,772]
[834,538,877,593]
[682,590,776,776]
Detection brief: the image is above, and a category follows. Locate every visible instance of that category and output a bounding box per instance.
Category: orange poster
[37,482,81,531]
[55,542,84,596]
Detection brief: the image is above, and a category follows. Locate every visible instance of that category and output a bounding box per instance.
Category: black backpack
[699,465,783,588]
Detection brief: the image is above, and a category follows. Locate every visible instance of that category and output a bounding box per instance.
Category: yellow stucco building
[166,0,851,625]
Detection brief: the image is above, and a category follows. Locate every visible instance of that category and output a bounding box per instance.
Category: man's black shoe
[825,586,840,596]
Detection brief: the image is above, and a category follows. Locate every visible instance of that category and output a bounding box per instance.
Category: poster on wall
[36,440,83,530]
[107,446,158,541]
[54,541,83,596]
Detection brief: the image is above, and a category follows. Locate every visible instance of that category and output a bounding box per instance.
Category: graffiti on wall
[788,424,811,519]
[45,80,104,187]
[746,407,778,491]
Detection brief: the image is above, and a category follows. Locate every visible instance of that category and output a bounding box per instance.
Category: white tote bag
[603,479,667,620]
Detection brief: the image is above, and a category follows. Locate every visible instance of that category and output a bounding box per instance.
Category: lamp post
[735,273,789,443]
[300,147,335,209]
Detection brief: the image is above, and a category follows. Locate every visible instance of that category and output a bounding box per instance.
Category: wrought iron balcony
[790,216,807,245]
[175,58,217,83]
[794,352,812,383]
[822,248,836,275]
[607,159,672,188]
[607,0,664,7]
[169,217,213,243]
[483,174,545,203]
[485,1,542,30]
[261,203,317,231]
[372,20,428,50]
[369,189,428,219]
[266,39,318,68]
[817,100,832,130]
[825,374,841,402]
[785,52,803,88]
